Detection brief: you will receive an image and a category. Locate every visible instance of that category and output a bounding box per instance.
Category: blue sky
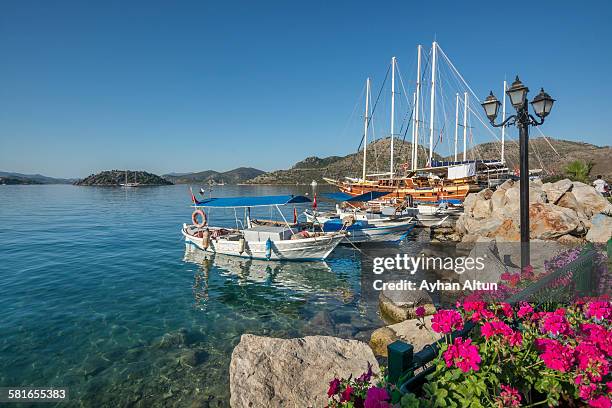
[0,0,610,178]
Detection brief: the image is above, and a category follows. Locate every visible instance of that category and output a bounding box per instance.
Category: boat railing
[386,239,611,394]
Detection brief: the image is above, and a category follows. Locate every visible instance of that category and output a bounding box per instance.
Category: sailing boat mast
[412,45,422,170]
[463,92,468,161]
[389,57,396,179]
[454,93,459,161]
[362,78,371,182]
[501,80,507,164]
[428,42,437,165]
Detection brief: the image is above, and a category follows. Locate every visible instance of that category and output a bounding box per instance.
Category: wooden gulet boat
[182,194,346,261]
[324,42,514,204]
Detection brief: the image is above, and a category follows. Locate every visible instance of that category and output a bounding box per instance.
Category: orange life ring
[192,209,207,227]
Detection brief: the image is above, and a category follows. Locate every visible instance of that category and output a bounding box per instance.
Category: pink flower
[517,302,534,318]
[462,301,494,322]
[521,264,535,280]
[586,301,612,321]
[575,342,609,382]
[580,323,612,357]
[340,384,353,402]
[535,338,575,372]
[364,387,390,408]
[588,395,612,408]
[498,384,522,407]
[443,337,481,373]
[327,378,340,397]
[541,310,571,336]
[431,310,464,334]
[500,303,514,318]
[508,331,523,347]
[415,306,426,318]
[481,320,513,339]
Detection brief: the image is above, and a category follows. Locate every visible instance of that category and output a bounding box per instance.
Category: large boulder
[370,316,440,357]
[571,182,612,217]
[229,335,379,408]
[542,179,573,204]
[529,203,580,239]
[490,189,507,213]
[585,214,612,243]
[472,198,492,219]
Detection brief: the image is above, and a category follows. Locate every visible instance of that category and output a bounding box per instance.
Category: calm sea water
[0,185,395,407]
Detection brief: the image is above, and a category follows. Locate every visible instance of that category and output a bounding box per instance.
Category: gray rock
[229,335,379,408]
[370,316,439,357]
[542,179,573,204]
[490,189,507,212]
[179,349,208,368]
[472,198,492,219]
[529,203,580,239]
[379,292,435,322]
[586,214,612,243]
[572,182,612,217]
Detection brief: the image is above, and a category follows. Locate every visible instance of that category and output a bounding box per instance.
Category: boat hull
[323,177,477,203]
[182,226,344,261]
[309,217,416,244]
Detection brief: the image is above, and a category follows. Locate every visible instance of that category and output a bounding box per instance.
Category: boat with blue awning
[182,194,345,261]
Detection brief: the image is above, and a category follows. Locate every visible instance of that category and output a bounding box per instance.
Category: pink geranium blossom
[443,337,481,372]
[431,310,464,334]
[498,384,522,407]
[517,302,534,318]
[481,320,513,339]
[462,301,494,322]
[586,301,612,321]
[415,306,426,318]
[541,309,572,336]
[535,338,575,372]
[588,395,612,408]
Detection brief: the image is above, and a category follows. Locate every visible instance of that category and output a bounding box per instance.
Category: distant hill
[75,170,173,186]
[0,171,74,184]
[0,176,43,185]
[163,167,265,184]
[245,138,440,184]
[245,137,612,185]
[450,137,612,180]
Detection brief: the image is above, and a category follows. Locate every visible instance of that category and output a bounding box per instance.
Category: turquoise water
[0,185,387,407]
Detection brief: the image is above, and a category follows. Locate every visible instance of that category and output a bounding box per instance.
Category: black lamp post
[481,76,555,270]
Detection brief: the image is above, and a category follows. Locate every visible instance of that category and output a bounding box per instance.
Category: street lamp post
[481,76,555,270]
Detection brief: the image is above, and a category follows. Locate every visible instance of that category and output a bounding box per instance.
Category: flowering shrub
[326,363,392,408]
[402,300,612,408]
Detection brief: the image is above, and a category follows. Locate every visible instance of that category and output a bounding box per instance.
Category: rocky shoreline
[225,179,612,407]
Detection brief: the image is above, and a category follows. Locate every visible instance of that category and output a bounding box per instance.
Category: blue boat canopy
[322,191,390,202]
[193,195,311,208]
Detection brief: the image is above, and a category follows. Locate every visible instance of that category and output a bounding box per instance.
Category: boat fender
[265,238,272,260]
[192,209,207,227]
[238,237,246,254]
[202,229,210,249]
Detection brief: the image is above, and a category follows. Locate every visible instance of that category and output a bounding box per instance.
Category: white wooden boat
[182,194,345,261]
[303,192,416,244]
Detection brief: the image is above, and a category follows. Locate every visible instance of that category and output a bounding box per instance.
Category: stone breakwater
[456,179,612,243]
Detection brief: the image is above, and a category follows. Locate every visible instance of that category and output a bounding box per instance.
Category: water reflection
[184,248,360,311]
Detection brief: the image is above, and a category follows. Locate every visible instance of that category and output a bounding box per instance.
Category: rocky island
[75,170,173,186]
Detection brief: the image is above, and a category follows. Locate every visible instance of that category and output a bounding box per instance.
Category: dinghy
[182,194,345,261]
